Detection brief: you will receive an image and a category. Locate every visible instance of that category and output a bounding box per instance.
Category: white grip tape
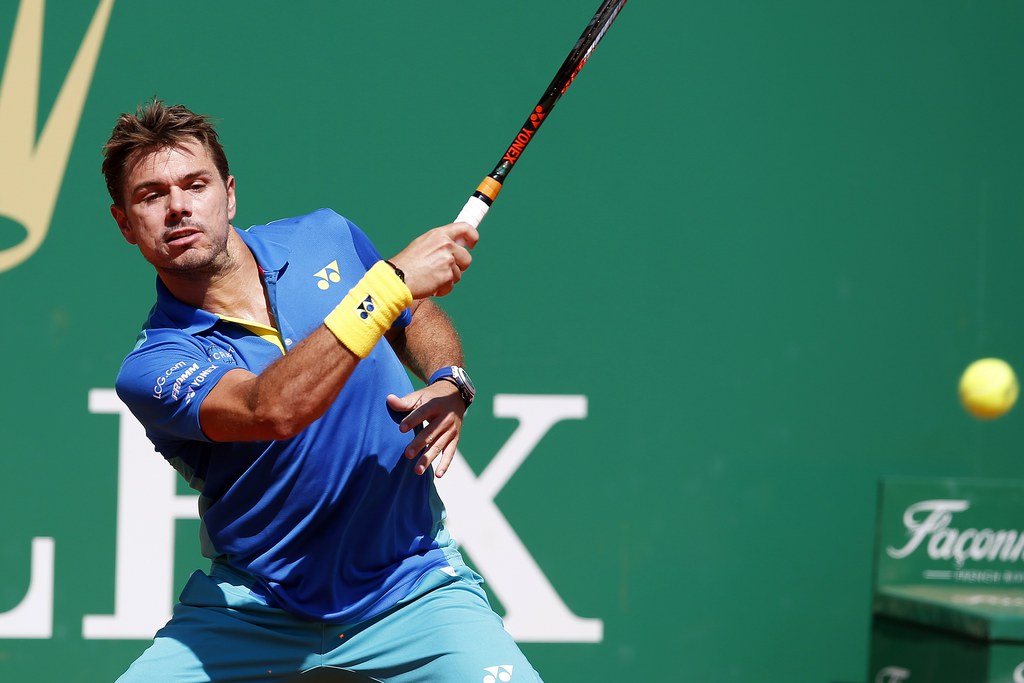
[454,195,490,229]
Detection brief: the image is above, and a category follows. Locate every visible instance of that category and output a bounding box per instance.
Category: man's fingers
[404,416,444,456]
[388,392,426,432]
[434,436,459,478]
[390,223,477,299]
[453,244,472,273]
[449,222,480,250]
[386,394,414,426]
[403,412,457,465]
[414,434,456,476]
[403,418,435,458]
[399,408,426,434]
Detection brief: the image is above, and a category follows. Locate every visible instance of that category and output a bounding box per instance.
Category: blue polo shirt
[115,209,463,623]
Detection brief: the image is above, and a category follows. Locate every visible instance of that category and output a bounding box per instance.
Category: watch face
[453,366,475,397]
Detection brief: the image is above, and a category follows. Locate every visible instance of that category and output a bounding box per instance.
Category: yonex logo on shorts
[314,260,342,290]
[357,295,376,319]
[483,665,513,683]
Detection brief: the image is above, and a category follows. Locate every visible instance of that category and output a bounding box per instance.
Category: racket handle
[455,176,503,229]
[454,195,491,229]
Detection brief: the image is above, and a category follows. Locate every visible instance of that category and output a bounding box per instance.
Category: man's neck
[159,230,275,328]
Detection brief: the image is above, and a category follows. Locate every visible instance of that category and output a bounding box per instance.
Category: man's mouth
[165,227,202,247]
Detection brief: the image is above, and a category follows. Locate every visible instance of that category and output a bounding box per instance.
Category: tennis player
[104,100,542,682]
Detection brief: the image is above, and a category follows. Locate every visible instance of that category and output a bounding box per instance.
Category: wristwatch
[429,365,476,407]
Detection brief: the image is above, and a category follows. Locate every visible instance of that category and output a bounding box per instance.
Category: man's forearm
[387,299,465,383]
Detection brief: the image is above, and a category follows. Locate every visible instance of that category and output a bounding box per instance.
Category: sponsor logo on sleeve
[152,361,189,400]
[184,365,218,406]
[152,362,219,404]
[205,343,237,365]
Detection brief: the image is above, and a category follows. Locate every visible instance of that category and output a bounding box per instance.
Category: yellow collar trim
[218,315,286,355]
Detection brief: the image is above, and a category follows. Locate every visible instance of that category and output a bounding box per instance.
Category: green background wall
[2,1,1024,681]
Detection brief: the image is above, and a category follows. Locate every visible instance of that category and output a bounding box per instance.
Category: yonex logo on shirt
[313,260,342,290]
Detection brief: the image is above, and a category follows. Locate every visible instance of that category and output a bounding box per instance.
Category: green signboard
[876,478,1024,591]
[871,479,1024,683]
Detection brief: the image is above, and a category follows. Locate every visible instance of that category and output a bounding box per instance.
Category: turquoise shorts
[116,562,542,682]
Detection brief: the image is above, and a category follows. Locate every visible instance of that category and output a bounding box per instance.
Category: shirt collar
[150,226,292,335]
[236,225,290,276]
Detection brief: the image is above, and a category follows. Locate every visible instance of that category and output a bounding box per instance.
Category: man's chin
[155,250,220,278]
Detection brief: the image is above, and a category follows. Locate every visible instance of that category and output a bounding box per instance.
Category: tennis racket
[389,0,626,427]
[454,0,628,229]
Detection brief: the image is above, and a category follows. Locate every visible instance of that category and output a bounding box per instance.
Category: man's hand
[389,222,479,299]
[386,380,468,478]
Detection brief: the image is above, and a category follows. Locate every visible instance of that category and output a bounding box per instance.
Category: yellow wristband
[323,261,413,358]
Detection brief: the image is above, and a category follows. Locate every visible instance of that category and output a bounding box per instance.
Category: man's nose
[167,186,192,220]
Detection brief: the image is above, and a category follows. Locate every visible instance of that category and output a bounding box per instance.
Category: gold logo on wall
[0,0,114,273]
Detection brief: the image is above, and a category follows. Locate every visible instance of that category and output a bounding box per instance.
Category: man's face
[111,140,237,276]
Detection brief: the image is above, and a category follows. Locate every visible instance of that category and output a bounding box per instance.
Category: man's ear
[226,175,237,222]
[111,204,137,245]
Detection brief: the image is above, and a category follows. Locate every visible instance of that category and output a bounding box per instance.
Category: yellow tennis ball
[959,358,1019,419]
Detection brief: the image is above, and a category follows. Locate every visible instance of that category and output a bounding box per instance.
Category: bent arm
[199,325,360,442]
[199,221,479,443]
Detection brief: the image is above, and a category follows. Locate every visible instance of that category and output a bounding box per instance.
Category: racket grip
[454,195,491,229]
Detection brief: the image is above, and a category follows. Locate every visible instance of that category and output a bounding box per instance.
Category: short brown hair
[102,99,230,206]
